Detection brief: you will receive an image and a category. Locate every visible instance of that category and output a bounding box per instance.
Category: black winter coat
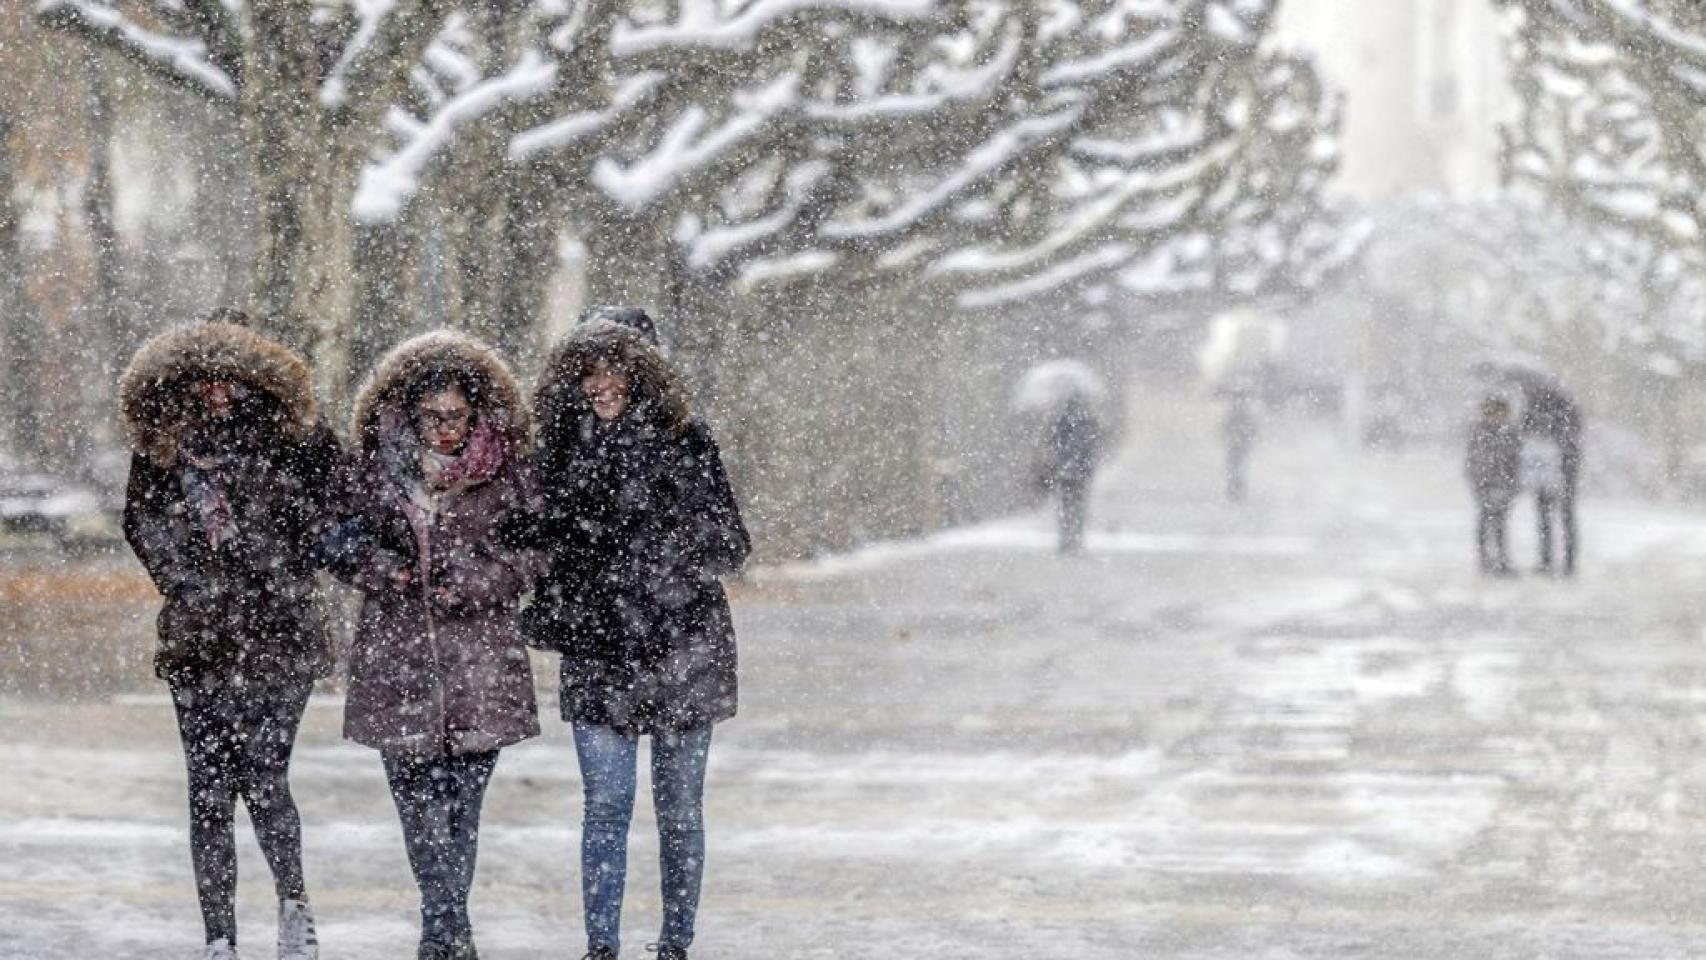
[119,321,340,686]
[1465,420,1522,508]
[1038,395,1103,489]
[123,421,340,684]
[527,414,750,734]
[1520,384,1583,485]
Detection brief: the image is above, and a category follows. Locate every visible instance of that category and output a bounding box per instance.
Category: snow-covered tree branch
[36,0,237,101]
[41,0,1355,397]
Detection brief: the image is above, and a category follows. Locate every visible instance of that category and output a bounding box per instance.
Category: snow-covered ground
[10,389,1706,958]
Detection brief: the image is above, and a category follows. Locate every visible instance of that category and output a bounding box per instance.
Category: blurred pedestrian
[1224,391,1259,502]
[524,318,750,960]
[325,332,539,960]
[1518,383,1582,575]
[1035,392,1104,554]
[120,315,338,960]
[1466,395,1521,577]
[1522,430,1566,574]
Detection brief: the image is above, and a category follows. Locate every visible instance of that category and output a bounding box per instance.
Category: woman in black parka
[526,315,749,960]
[120,316,337,960]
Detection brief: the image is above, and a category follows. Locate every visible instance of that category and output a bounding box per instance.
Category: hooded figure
[527,320,749,960]
[1223,392,1259,502]
[1519,382,1582,575]
[1466,395,1522,576]
[119,318,335,960]
[327,331,538,960]
[1035,392,1104,554]
[121,321,338,682]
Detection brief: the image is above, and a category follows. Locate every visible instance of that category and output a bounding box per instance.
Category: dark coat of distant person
[1518,382,1582,477]
[1037,393,1104,490]
[119,321,339,684]
[1465,416,1522,508]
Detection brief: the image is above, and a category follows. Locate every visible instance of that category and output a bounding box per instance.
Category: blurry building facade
[1276,0,1514,200]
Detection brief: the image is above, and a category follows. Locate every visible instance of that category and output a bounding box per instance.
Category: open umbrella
[1012,359,1108,414]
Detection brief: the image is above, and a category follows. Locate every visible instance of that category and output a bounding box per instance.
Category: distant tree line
[23,0,1353,553]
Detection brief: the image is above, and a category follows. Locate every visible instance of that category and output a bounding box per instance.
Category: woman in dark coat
[1037,391,1104,554]
[325,331,538,960]
[526,317,749,960]
[1466,395,1522,576]
[119,317,337,960]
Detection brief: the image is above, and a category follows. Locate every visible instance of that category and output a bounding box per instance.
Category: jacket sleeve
[295,423,343,536]
[439,467,540,609]
[221,423,346,583]
[316,459,414,595]
[641,422,750,577]
[122,453,202,598]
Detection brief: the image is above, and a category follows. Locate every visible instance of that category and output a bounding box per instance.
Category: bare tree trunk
[190,99,253,309]
[667,264,732,408]
[0,113,44,463]
[581,215,671,309]
[79,58,123,464]
[241,6,361,405]
[351,219,422,381]
[489,177,558,368]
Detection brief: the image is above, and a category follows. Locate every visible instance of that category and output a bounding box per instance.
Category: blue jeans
[574,724,713,953]
[382,749,499,948]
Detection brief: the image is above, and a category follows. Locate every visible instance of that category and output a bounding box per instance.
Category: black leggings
[382,750,500,948]
[170,676,314,945]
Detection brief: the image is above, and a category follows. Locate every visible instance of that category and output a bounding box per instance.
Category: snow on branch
[610,0,935,57]
[36,0,237,100]
[510,72,664,162]
[805,24,1024,124]
[591,73,800,212]
[323,0,401,108]
[354,51,559,223]
[1040,30,1179,88]
[320,0,459,120]
[1595,0,1706,64]
[1070,113,1209,167]
[953,243,1137,310]
[931,138,1236,279]
[681,160,833,269]
[823,107,1084,242]
[1506,2,1706,245]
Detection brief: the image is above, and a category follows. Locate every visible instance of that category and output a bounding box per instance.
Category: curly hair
[534,321,690,443]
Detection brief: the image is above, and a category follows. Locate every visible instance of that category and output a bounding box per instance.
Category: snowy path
[10,395,1706,958]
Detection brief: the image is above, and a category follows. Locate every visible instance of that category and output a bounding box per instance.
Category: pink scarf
[395,419,509,587]
[422,419,507,493]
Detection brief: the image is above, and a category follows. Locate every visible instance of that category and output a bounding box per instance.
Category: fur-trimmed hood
[118,322,317,464]
[534,320,690,441]
[351,330,530,455]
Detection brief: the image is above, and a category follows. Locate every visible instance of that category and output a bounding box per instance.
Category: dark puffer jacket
[1466,420,1522,508]
[330,331,540,756]
[1038,394,1103,490]
[119,321,339,684]
[527,322,750,735]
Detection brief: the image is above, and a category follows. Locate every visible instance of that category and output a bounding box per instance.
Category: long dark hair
[534,323,690,449]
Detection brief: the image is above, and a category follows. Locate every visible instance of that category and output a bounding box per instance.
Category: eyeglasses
[416,408,473,429]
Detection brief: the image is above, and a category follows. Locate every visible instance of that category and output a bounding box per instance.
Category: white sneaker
[202,939,238,960]
[277,899,319,960]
